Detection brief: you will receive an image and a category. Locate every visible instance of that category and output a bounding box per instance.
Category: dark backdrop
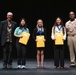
[0,0,76,59]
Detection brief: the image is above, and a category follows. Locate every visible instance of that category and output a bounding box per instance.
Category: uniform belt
[68,35,76,37]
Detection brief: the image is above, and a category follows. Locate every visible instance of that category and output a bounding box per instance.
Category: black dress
[33,28,46,50]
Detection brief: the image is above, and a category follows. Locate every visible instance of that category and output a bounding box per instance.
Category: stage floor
[0,60,76,75]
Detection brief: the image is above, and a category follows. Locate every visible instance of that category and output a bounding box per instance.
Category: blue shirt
[14,27,29,36]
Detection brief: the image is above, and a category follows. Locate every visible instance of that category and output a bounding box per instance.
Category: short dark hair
[19,18,27,29]
[69,11,75,15]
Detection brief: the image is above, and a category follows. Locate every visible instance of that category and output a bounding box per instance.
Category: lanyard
[57,26,62,31]
[39,29,42,35]
[22,28,25,32]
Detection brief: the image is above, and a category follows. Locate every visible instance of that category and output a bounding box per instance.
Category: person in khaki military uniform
[65,11,76,67]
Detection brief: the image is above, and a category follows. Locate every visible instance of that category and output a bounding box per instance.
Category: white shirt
[51,26,66,40]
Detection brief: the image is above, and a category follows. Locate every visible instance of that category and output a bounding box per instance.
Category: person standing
[33,19,46,68]
[51,17,66,68]
[0,12,17,69]
[14,18,29,69]
[65,11,76,67]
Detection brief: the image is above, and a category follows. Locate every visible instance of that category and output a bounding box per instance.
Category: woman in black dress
[33,19,46,68]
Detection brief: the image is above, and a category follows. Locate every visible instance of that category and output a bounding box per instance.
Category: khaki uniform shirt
[65,19,76,36]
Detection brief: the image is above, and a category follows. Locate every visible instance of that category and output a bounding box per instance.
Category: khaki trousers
[68,35,76,65]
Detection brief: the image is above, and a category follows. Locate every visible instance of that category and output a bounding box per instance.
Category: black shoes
[55,66,64,69]
[8,65,12,69]
[3,64,12,69]
[3,64,7,69]
[70,65,76,68]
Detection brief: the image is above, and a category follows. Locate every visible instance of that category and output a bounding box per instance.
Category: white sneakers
[17,65,26,69]
[22,65,26,69]
[17,65,21,69]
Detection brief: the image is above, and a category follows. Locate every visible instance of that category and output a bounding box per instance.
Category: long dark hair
[53,17,65,34]
[19,18,27,29]
[54,17,64,27]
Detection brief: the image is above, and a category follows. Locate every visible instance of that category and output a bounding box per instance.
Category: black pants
[54,45,64,67]
[16,42,26,65]
[3,42,13,65]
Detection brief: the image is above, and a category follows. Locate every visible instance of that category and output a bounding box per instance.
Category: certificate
[36,36,45,47]
[19,32,30,45]
[55,33,64,45]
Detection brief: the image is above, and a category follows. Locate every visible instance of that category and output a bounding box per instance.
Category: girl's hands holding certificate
[35,39,38,42]
[44,39,46,42]
[62,39,64,41]
[53,38,56,41]
[35,39,46,42]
